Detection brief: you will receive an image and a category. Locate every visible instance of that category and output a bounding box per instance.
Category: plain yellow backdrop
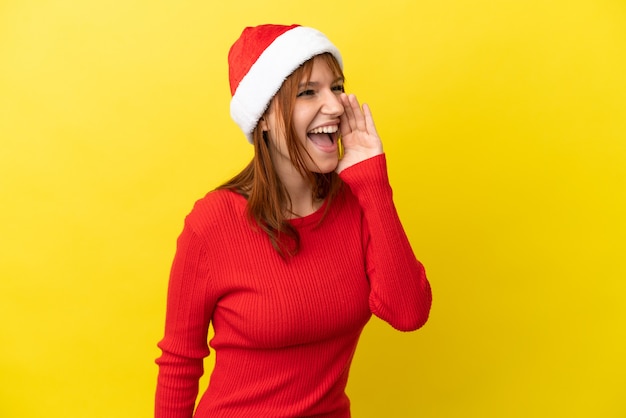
[1,0,625,417]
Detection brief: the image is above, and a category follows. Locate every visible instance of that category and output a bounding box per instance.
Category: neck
[275,165,321,218]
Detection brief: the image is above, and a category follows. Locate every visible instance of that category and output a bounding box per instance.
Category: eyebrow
[298,77,345,88]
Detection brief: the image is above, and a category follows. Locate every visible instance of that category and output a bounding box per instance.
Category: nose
[321,89,344,117]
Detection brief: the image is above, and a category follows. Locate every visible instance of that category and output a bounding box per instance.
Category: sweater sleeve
[339,154,432,331]
[155,222,215,418]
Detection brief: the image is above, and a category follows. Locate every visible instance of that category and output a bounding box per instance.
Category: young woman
[155,24,432,418]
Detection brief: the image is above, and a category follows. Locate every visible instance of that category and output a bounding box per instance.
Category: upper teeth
[309,125,338,134]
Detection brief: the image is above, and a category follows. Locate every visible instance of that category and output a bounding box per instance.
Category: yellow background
[1,0,625,417]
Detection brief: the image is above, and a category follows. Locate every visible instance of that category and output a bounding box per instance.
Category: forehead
[301,55,343,83]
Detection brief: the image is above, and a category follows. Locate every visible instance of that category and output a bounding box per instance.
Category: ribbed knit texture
[155,154,432,418]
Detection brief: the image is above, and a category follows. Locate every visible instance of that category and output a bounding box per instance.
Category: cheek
[292,108,314,140]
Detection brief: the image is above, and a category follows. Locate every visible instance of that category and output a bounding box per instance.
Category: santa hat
[228,24,343,143]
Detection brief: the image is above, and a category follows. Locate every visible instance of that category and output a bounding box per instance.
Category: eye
[296,89,316,98]
[331,84,345,93]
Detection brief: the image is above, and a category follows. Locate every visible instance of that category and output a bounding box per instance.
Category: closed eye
[332,84,345,93]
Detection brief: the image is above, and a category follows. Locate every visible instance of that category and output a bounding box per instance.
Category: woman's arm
[155,225,214,418]
[340,154,432,331]
[337,94,431,330]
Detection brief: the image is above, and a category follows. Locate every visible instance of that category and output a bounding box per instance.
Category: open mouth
[307,125,339,149]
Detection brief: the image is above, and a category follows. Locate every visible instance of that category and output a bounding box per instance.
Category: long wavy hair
[218,53,345,257]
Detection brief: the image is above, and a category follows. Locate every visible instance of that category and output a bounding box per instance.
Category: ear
[259,116,268,132]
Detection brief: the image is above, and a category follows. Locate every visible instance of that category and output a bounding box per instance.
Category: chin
[308,158,338,174]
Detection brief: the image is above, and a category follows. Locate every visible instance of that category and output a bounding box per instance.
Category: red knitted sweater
[155,155,432,417]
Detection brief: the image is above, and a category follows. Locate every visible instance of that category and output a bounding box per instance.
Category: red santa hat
[228,24,343,143]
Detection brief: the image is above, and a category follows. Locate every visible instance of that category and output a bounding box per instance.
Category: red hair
[219,53,345,257]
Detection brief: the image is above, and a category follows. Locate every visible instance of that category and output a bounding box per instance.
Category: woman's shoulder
[184,188,247,230]
[194,187,245,208]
